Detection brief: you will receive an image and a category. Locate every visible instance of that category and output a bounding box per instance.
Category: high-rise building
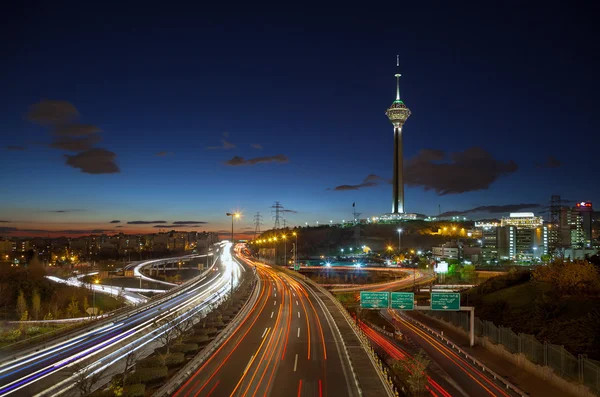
[575,201,593,247]
[386,57,411,215]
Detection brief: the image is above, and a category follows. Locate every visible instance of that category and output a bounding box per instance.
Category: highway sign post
[390,292,414,310]
[431,292,460,311]
[360,291,389,309]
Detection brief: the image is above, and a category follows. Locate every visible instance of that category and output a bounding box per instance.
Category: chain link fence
[426,310,600,395]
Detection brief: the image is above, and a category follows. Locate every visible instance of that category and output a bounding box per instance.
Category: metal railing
[426,310,599,395]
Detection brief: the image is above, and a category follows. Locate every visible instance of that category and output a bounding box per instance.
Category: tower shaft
[392,126,404,213]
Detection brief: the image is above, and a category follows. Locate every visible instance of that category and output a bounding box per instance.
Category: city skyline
[2,2,598,237]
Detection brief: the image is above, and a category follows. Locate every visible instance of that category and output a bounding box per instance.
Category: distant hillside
[257,222,471,256]
[464,270,600,359]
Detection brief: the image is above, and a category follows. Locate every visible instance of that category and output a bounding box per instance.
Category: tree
[121,343,139,386]
[393,350,430,396]
[153,315,178,354]
[70,361,107,397]
[16,289,27,319]
[67,296,80,318]
[31,289,41,321]
[460,265,476,283]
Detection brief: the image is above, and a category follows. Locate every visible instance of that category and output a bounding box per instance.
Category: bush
[136,355,163,369]
[186,334,209,344]
[122,383,145,397]
[221,315,230,322]
[205,327,218,334]
[171,343,199,354]
[164,352,185,367]
[125,367,168,385]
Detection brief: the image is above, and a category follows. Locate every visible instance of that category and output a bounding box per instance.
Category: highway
[383,310,518,397]
[174,250,359,397]
[0,243,241,397]
[331,268,434,293]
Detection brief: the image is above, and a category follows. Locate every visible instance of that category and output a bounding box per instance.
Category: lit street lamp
[282,234,287,267]
[292,232,298,268]
[397,228,403,254]
[226,212,241,244]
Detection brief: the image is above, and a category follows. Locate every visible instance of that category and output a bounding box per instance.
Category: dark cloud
[537,156,561,169]
[155,151,174,156]
[50,134,102,152]
[28,100,78,125]
[0,220,10,223]
[116,225,124,228]
[0,227,18,233]
[53,124,101,137]
[127,221,167,225]
[46,209,85,213]
[64,148,120,174]
[332,174,383,191]
[6,146,26,151]
[172,221,208,225]
[439,203,542,217]
[109,220,121,224]
[404,147,518,195]
[225,154,289,166]
[281,209,298,214]
[153,224,203,228]
[251,144,263,149]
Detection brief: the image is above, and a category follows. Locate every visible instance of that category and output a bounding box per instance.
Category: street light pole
[293,232,298,268]
[226,212,241,245]
[282,235,287,267]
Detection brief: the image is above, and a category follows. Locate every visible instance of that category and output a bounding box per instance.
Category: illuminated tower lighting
[386,55,411,214]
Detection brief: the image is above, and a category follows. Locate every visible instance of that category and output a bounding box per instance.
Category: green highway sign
[293,264,300,271]
[391,292,414,310]
[360,291,389,309]
[431,292,460,311]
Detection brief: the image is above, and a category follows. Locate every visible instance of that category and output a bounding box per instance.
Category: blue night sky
[1,1,598,237]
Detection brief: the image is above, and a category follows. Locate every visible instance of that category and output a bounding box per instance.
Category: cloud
[127,220,167,224]
[332,174,384,191]
[155,151,174,157]
[46,209,85,213]
[116,225,124,228]
[281,209,298,214]
[0,220,10,223]
[27,100,78,125]
[208,139,236,150]
[225,154,289,166]
[64,148,120,174]
[6,146,26,151]
[404,147,518,195]
[109,220,121,223]
[172,221,208,225]
[537,156,561,169]
[439,203,542,217]
[50,134,102,152]
[0,227,111,235]
[153,224,204,228]
[53,124,101,137]
[251,143,263,149]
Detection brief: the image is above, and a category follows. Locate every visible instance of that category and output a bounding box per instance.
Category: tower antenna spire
[395,55,401,101]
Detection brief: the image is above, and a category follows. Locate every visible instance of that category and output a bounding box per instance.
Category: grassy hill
[464,270,600,359]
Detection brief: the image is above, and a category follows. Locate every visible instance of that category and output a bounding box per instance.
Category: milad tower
[386,57,411,216]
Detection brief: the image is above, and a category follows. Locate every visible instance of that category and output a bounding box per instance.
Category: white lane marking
[274,300,277,306]
[244,355,254,374]
[293,293,296,296]
[275,293,277,297]
[271,312,274,318]
[298,312,300,318]
[297,327,300,338]
[296,300,299,305]
[262,328,268,338]
[294,353,298,371]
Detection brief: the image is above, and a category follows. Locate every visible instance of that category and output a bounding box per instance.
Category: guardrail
[153,271,261,397]
[394,311,527,397]
[279,267,396,397]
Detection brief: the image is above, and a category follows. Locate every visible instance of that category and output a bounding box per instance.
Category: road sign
[360,291,389,309]
[431,292,460,310]
[294,264,300,271]
[391,292,414,310]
